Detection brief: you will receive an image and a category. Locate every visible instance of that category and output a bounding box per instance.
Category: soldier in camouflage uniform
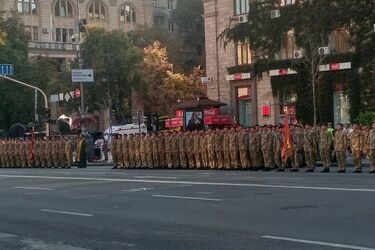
[249,127,261,170]
[368,122,375,173]
[350,123,364,173]
[134,134,141,167]
[117,135,124,168]
[158,132,166,168]
[319,124,333,172]
[290,125,302,172]
[122,134,130,168]
[222,128,230,169]
[0,139,4,168]
[229,127,239,169]
[261,126,274,171]
[51,137,59,168]
[128,134,135,168]
[145,133,153,168]
[164,132,172,168]
[111,135,118,169]
[199,130,208,168]
[151,133,159,168]
[193,131,201,169]
[185,131,195,169]
[177,131,187,168]
[303,124,317,172]
[64,137,72,168]
[274,125,284,171]
[206,130,216,169]
[214,128,224,169]
[237,127,249,170]
[334,123,348,173]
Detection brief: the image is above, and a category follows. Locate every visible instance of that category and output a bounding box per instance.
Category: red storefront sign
[262,105,270,116]
[330,63,340,71]
[165,117,183,128]
[204,115,233,125]
[175,110,183,117]
[279,69,288,75]
[204,108,220,116]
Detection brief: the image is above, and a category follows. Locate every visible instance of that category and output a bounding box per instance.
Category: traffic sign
[75,88,81,98]
[0,64,14,75]
[71,69,94,82]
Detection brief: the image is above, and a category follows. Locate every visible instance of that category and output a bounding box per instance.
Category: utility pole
[0,74,50,136]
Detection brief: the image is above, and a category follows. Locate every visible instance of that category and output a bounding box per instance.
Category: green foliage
[80,28,143,123]
[355,112,375,126]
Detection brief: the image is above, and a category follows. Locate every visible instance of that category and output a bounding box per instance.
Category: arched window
[55,0,73,17]
[120,4,136,23]
[88,1,106,21]
[17,0,38,15]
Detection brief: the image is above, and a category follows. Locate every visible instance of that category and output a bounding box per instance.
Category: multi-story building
[1,0,153,132]
[203,0,351,126]
[1,0,153,61]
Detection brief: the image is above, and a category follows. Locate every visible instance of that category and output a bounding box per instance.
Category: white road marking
[40,209,94,217]
[0,232,17,238]
[152,194,222,202]
[2,175,375,193]
[261,236,375,250]
[134,176,178,179]
[15,186,52,191]
[121,188,155,192]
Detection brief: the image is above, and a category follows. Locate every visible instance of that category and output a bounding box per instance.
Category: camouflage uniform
[274,130,284,169]
[206,131,216,169]
[52,138,59,168]
[291,127,303,170]
[238,129,249,169]
[223,130,230,169]
[151,134,159,168]
[350,128,364,171]
[145,135,153,167]
[229,129,239,169]
[111,137,118,168]
[122,136,130,168]
[319,127,333,170]
[200,132,208,168]
[303,128,317,170]
[64,138,72,168]
[214,130,224,169]
[117,136,124,168]
[158,133,166,168]
[261,128,274,169]
[186,132,195,168]
[368,127,375,171]
[334,130,348,171]
[178,132,187,168]
[249,129,262,169]
[193,132,202,169]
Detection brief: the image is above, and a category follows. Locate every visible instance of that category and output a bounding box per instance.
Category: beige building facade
[203,0,351,126]
[203,0,277,126]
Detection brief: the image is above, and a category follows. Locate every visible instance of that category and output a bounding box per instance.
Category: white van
[104,123,147,141]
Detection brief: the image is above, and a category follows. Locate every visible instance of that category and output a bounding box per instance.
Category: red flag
[281,117,294,162]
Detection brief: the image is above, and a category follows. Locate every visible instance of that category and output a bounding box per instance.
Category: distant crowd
[110,122,375,173]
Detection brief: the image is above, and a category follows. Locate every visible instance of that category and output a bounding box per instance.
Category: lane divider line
[15,186,52,191]
[40,209,94,217]
[261,235,375,250]
[152,194,222,202]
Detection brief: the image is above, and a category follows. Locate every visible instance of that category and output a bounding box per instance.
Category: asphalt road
[0,166,374,250]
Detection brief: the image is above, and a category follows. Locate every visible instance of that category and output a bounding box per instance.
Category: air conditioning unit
[271,9,280,19]
[293,50,303,59]
[318,46,330,55]
[238,14,248,23]
[42,28,49,34]
[285,0,294,5]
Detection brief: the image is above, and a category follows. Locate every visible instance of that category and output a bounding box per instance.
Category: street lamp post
[0,74,50,136]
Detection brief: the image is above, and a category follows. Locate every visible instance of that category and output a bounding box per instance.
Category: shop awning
[204,115,233,126]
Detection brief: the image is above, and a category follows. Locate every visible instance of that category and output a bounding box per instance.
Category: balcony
[28,41,79,59]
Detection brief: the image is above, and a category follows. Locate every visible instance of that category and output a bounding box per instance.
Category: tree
[219,0,371,125]
[142,41,206,116]
[79,28,143,123]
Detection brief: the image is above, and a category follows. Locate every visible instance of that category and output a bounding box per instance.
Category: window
[235,0,249,15]
[236,42,252,65]
[167,0,173,10]
[55,28,74,43]
[284,30,297,59]
[120,4,137,23]
[25,25,39,41]
[88,1,106,21]
[17,0,37,14]
[279,0,295,6]
[55,0,73,17]
[168,20,174,32]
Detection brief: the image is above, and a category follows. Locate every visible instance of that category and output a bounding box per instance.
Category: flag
[281,117,294,162]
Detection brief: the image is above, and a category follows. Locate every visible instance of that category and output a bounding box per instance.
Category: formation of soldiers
[0,137,73,168]
[111,122,375,173]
